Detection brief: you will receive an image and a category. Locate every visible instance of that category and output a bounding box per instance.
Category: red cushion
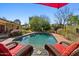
[10,44,24,56]
[54,44,66,54]
[62,42,79,56]
[0,43,12,56]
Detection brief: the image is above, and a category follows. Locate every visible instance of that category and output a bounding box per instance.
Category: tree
[54,7,73,33]
[14,19,21,25]
[29,16,51,31]
[55,7,72,26]
[68,15,79,26]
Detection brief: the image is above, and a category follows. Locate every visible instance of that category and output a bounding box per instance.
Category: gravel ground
[32,47,48,56]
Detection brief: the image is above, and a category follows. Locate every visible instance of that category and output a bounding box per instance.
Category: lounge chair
[0,42,33,56]
[45,41,79,56]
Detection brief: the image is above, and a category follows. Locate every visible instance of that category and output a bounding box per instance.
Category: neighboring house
[0,18,22,33]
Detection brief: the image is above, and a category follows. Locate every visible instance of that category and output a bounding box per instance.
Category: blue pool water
[14,33,57,48]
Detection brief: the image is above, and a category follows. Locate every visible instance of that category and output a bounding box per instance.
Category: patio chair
[45,41,79,56]
[0,42,33,56]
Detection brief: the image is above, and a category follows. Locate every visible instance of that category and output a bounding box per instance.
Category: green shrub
[21,29,32,34]
[9,31,22,37]
[29,16,51,31]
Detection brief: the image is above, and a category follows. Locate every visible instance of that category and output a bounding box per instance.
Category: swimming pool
[13,33,57,48]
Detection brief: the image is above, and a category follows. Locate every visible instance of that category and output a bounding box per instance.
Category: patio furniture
[0,42,33,56]
[45,41,79,56]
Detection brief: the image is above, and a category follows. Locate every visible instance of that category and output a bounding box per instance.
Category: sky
[0,3,79,25]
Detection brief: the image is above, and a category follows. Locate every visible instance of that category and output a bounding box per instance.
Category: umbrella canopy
[38,3,68,9]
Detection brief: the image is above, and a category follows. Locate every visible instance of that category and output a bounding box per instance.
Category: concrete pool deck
[52,33,70,43]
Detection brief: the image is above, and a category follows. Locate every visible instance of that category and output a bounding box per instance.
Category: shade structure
[39,3,68,9]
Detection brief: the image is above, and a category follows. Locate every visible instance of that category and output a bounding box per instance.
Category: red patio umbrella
[38,3,68,9]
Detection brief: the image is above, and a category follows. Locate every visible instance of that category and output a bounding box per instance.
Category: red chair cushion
[62,42,79,56]
[54,44,66,54]
[0,43,12,56]
[10,44,24,56]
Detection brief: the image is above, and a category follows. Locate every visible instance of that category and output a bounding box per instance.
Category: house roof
[0,18,20,25]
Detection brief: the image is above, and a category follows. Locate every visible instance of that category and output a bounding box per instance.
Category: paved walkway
[0,33,8,38]
[0,38,14,45]
[0,33,9,42]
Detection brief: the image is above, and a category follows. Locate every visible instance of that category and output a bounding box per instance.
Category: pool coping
[51,33,70,43]
[1,32,70,44]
